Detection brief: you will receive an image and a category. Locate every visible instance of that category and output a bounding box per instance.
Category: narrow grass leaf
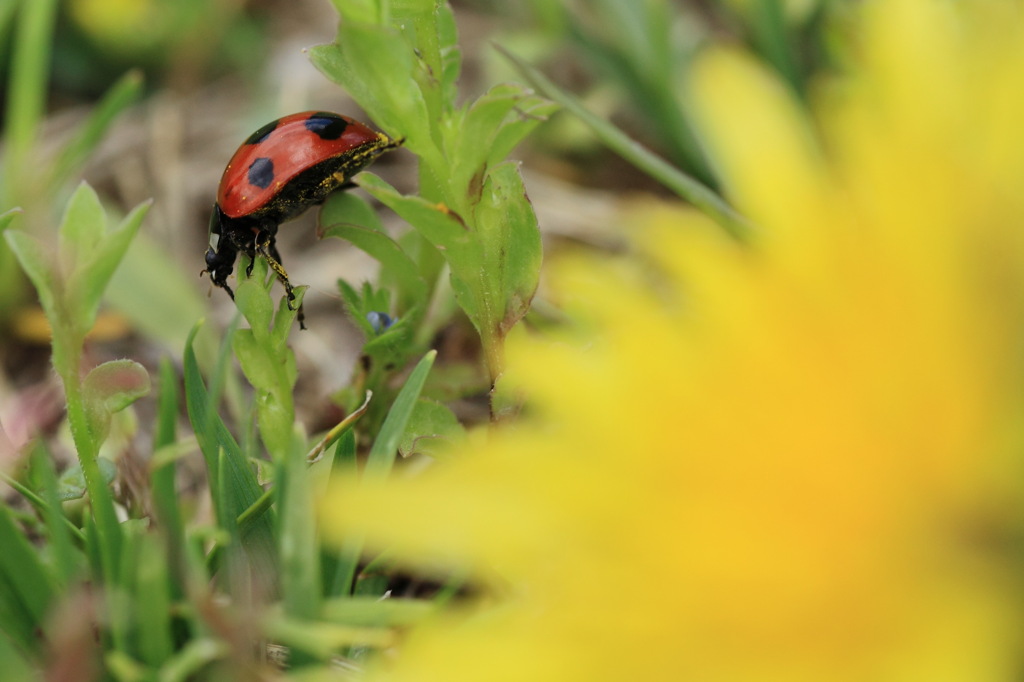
[325,430,358,598]
[156,638,229,682]
[0,629,33,679]
[262,615,394,659]
[50,70,144,188]
[0,571,36,654]
[0,501,53,628]
[182,324,275,559]
[324,352,435,593]
[278,433,322,622]
[365,350,437,479]
[497,45,751,239]
[151,358,185,580]
[321,596,435,627]
[3,0,57,181]
[134,534,174,666]
[31,446,81,585]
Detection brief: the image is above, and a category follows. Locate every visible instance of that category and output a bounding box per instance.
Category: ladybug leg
[256,238,306,330]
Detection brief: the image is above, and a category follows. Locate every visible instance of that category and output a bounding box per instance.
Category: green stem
[482,328,506,404]
[53,334,122,581]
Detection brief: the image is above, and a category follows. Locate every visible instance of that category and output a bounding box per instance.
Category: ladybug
[203,111,401,328]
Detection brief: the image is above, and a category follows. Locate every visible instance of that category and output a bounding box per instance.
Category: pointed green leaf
[58,182,106,273]
[474,161,542,334]
[322,223,426,300]
[68,198,151,330]
[357,173,472,261]
[4,229,58,319]
[449,83,557,202]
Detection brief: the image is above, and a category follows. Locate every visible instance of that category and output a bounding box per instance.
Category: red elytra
[203,111,400,329]
[216,111,390,218]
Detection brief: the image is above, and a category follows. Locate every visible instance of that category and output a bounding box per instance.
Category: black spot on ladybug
[245,119,279,145]
[305,114,349,140]
[248,157,275,189]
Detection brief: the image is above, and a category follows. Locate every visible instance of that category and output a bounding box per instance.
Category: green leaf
[319,191,386,235]
[4,228,58,320]
[234,274,274,345]
[278,433,322,622]
[58,181,106,274]
[156,638,229,682]
[365,350,437,479]
[473,161,542,335]
[56,457,117,502]
[0,630,33,680]
[31,446,81,585]
[321,223,426,302]
[82,359,151,442]
[357,173,472,261]
[437,3,461,104]
[70,198,151,330]
[133,534,174,666]
[310,32,440,167]
[449,83,557,204]
[232,263,300,461]
[151,358,185,576]
[0,501,54,630]
[0,207,20,232]
[398,397,465,459]
[262,615,393,659]
[182,323,275,564]
[327,0,378,24]
[332,351,436,594]
[321,595,435,627]
[325,430,358,599]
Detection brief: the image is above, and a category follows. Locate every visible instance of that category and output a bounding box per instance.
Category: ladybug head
[203,204,238,299]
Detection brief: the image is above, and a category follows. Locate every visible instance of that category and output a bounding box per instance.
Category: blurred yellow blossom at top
[322,1,1024,680]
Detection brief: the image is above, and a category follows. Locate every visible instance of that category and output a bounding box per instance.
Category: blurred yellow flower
[322,1,1024,680]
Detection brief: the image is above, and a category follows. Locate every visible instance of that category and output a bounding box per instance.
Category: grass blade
[497,44,752,240]
[182,323,276,584]
[49,70,144,188]
[333,351,437,595]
